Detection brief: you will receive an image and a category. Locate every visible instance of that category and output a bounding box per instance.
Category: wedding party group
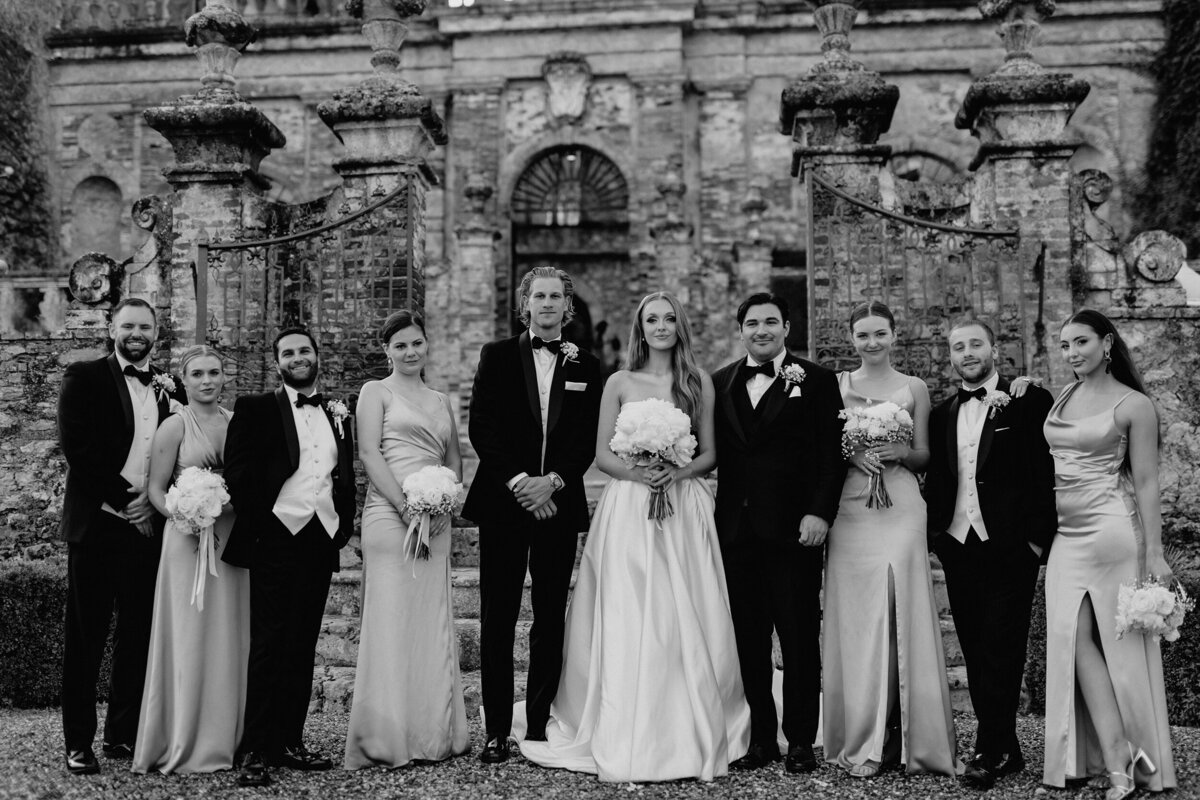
[55,265,1181,800]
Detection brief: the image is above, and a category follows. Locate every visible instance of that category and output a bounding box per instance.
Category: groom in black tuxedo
[712,293,845,774]
[463,267,602,763]
[57,297,185,775]
[926,319,1056,790]
[223,328,356,787]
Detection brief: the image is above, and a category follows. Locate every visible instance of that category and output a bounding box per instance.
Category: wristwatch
[548,472,564,492]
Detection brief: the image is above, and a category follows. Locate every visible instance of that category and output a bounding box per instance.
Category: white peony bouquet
[839,401,915,510]
[609,398,697,527]
[164,466,230,611]
[401,465,465,563]
[1115,577,1194,643]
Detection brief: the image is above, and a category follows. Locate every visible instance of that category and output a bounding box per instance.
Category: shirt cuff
[506,472,529,491]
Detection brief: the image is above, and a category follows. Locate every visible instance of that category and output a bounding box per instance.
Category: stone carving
[542,53,592,126]
[807,0,866,75]
[978,0,1056,77]
[184,1,259,96]
[463,172,494,217]
[68,252,124,306]
[1123,231,1187,284]
[1077,169,1118,254]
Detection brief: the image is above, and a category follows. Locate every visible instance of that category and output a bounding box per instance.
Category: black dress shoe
[479,737,510,764]
[237,752,271,787]
[273,744,333,771]
[66,748,99,775]
[730,742,780,771]
[785,744,818,774]
[524,727,547,742]
[962,752,1025,790]
[101,742,134,760]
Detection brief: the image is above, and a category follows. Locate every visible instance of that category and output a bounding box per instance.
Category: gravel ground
[0,709,1195,800]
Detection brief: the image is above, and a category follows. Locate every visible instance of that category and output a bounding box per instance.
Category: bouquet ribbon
[190,523,220,611]
[402,512,433,575]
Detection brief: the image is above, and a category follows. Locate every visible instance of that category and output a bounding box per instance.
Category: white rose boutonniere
[326,398,350,438]
[781,364,807,396]
[151,373,177,402]
[982,390,1011,419]
[560,341,580,365]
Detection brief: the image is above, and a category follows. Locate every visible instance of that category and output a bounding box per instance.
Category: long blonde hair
[625,291,704,426]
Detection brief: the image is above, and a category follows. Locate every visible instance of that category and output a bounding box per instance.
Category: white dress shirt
[102,354,159,519]
[273,385,340,537]
[508,336,559,488]
[948,371,1000,544]
[744,349,789,409]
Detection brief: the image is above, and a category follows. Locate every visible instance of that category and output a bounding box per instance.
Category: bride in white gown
[518,291,750,782]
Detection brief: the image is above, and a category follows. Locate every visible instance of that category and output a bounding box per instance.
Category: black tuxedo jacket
[925,378,1057,555]
[222,387,357,571]
[712,354,846,546]
[58,354,186,544]
[463,332,602,532]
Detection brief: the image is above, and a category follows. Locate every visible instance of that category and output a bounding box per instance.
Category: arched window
[510,146,628,227]
[69,176,123,259]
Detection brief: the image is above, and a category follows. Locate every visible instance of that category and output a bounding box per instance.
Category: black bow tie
[295,392,325,409]
[123,365,152,386]
[740,361,775,380]
[531,337,561,353]
[958,386,987,404]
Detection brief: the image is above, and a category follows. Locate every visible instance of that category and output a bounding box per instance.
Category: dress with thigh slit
[1042,382,1175,790]
[821,373,959,775]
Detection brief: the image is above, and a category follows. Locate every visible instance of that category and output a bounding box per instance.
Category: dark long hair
[626,291,704,427]
[849,300,896,332]
[1060,309,1147,395]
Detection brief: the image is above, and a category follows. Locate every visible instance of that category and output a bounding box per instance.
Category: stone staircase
[309,523,972,716]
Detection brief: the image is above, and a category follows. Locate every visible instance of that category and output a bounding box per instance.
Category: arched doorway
[509,145,630,374]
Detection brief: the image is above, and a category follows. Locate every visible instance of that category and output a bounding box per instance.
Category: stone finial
[184,1,258,97]
[463,171,494,217]
[979,0,1056,77]
[1123,231,1187,284]
[808,0,867,75]
[542,53,592,125]
[345,0,427,74]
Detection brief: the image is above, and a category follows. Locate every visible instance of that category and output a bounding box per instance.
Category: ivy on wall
[1131,0,1200,253]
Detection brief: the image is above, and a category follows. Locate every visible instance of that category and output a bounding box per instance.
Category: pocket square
[787,387,802,399]
[993,426,1011,432]
[565,381,588,392]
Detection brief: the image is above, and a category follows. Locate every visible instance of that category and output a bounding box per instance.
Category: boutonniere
[560,341,580,365]
[982,390,1011,419]
[326,399,349,438]
[780,364,807,395]
[151,373,177,401]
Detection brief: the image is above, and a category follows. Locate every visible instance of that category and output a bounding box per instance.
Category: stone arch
[498,130,636,215]
[68,176,123,262]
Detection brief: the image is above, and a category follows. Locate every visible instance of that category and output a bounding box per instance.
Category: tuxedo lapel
[106,354,135,435]
[518,332,541,426]
[718,365,749,446]
[546,356,566,436]
[274,386,301,470]
[976,377,1009,470]
[752,358,792,435]
[150,366,170,421]
[946,396,961,481]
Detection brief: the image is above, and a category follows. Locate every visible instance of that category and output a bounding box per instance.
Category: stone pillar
[650,159,695,301]
[317,0,447,332]
[453,173,500,403]
[143,0,285,360]
[955,0,1089,385]
[695,77,752,253]
[734,182,772,296]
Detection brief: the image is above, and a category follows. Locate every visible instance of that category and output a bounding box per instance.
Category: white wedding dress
[517,399,750,782]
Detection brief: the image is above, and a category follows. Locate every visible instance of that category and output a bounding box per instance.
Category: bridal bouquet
[1115,577,1194,643]
[401,465,465,563]
[164,466,230,611]
[609,398,697,527]
[839,401,914,510]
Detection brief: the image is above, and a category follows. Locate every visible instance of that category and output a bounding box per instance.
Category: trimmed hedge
[0,557,111,708]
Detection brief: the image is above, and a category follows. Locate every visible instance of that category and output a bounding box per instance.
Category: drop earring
[1104,350,1112,374]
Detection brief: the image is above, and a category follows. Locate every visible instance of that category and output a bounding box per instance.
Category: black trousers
[62,513,161,751]
[722,532,824,750]
[478,518,577,740]
[935,530,1040,756]
[241,516,334,757]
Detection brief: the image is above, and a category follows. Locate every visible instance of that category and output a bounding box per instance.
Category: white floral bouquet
[838,401,914,510]
[609,398,697,527]
[401,465,465,562]
[164,466,230,611]
[1115,577,1194,643]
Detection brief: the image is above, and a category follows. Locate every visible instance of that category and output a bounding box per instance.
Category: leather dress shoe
[66,748,99,775]
[237,752,271,787]
[730,742,780,771]
[273,744,333,771]
[524,727,547,742]
[962,751,1026,790]
[785,744,818,774]
[479,737,510,764]
[101,742,134,760]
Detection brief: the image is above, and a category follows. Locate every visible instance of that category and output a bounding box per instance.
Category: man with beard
[925,319,1056,790]
[222,328,356,787]
[58,297,186,775]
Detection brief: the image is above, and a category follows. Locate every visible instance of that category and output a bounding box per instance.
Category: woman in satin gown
[134,346,248,774]
[822,301,959,778]
[518,291,750,782]
[1043,309,1175,799]
[344,310,470,769]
